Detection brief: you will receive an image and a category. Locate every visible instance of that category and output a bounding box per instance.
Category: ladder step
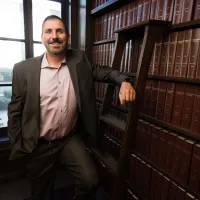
[100,114,126,132]
[90,148,118,175]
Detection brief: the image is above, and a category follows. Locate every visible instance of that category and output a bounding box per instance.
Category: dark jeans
[26,133,99,200]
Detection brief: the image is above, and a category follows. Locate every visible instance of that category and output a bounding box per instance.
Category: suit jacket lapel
[30,56,42,128]
[66,50,81,110]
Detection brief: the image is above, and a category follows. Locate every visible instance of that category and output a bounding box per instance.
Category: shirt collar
[41,53,67,69]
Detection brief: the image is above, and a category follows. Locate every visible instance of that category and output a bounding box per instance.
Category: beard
[45,38,67,55]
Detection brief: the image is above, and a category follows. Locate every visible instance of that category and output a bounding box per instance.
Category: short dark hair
[42,15,69,34]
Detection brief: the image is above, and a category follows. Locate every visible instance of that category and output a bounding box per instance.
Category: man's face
[41,19,69,55]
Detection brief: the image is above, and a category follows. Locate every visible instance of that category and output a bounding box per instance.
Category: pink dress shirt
[40,54,77,140]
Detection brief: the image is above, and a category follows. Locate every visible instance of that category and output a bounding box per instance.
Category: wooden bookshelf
[133,152,200,199]
[115,20,171,34]
[139,114,200,141]
[91,0,133,16]
[93,38,116,46]
[170,19,200,32]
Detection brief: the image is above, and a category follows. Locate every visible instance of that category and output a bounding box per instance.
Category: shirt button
[61,110,63,112]
[59,82,61,84]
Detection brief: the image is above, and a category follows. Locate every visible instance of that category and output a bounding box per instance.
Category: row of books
[135,119,195,186]
[92,28,200,78]
[93,0,200,42]
[129,153,199,199]
[149,28,200,78]
[142,80,200,133]
[92,43,115,68]
[95,79,200,134]
[92,0,109,9]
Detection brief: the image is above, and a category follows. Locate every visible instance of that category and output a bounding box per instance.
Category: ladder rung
[100,114,126,132]
[91,148,118,175]
[115,19,171,34]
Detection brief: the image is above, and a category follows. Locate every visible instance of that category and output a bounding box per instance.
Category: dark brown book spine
[164,132,177,173]
[146,124,154,159]
[168,181,177,200]
[156,0,165,20]
[149,80,159,117]
[179,139,195,185]
[129,154,137,186]
[193,0,200,20]
[171,136,186,180]
[159,36,169,75]
[143,80,152,115]
[132,2,138,24]
[181,0,194,22]
[176,186,186,200]
[163,0,175,21]
[187,28,200,78]
[144,164,152,197]
[189,144,200,193]
[155,81,167,120]
[153,39,162,75]
[127,3,133,26]
[180,30,192,77]
[181,85,196,129]
[166,32,178,76]
[160,176,170,200]
[150,126,160,165]
[163,82,176,123]
[190,86,200,132]
[149,169,158,200]
[154,172,163,200]
[142,0,151,21]
[171,83,186,126]
[137,0,143,23]
[158,129,168,169]
[150,0,157,19]
[174,31,185,76]
[149,44,156,75]
[123,5,129,27]
[172,0,184,24]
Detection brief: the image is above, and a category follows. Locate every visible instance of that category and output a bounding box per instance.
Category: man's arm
[8,65,22,148]
[84,52,136,104]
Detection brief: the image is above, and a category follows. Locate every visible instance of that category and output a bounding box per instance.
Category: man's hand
[119,81,136,105]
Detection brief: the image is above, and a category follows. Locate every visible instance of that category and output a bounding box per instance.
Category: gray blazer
[8,49,129,160]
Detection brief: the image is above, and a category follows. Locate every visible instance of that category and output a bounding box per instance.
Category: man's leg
[60,133,99,200]
[26,142,61,200]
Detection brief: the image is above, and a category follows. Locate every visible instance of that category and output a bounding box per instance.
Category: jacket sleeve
[8,65,22,148]
[83,51,132,86]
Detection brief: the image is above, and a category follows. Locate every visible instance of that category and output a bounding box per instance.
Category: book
[180,0,194,22]
[160,176,170,200]
[172,0,184,24]
[190,86,200,132]
[171,83,186,126]
[181,84,196,129]
[193,0,200,20]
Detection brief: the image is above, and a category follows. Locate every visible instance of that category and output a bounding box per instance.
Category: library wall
[91,0,200,199]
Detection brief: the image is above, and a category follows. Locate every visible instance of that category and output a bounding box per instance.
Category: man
[8,15,135,200]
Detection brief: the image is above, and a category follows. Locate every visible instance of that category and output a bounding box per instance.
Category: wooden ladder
[91,20,171,200]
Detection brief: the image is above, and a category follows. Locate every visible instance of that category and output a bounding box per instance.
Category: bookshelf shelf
[90,147,118,175]
[134,152,200,199]
[126,180,147,200]
[170,19,200,32]
[100,114,126,132]
[139,114,200,141]
[105,132,123,146]
[91,0,133,16]
[121,73,200,85]
[97,99,200,141]
[92,38,116,46]
[115,20,171,34]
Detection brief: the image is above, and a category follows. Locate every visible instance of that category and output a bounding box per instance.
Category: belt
[38,136,67,145]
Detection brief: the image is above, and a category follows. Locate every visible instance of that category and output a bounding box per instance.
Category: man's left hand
[119,81,136,105]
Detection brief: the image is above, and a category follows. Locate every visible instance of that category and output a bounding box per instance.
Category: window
[32,0,61,55]
[0,0,67,130]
